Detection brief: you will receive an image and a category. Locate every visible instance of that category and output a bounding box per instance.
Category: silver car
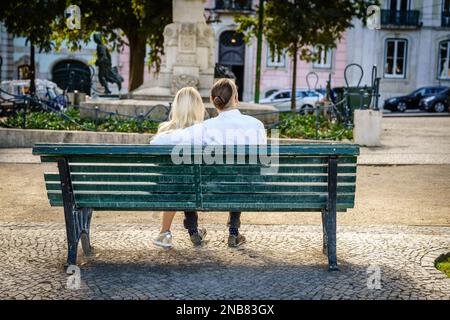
[257,89,324,113]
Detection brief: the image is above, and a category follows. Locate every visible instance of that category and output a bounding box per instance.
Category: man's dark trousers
[184,211,241,230]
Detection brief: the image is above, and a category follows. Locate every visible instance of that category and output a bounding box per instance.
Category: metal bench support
[57,158,92,269]
[322,156,338,271]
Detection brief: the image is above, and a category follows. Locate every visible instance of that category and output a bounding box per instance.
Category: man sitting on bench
[152,79,266,248]
[186,79,266,247]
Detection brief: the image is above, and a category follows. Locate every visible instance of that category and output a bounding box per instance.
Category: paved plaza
[0,117,449,300]
[0,223,449,300]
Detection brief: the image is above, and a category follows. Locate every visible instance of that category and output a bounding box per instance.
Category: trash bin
[333,87,373,120]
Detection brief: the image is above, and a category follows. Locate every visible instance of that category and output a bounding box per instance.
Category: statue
[214,63,236,80]
[93,33,124,94]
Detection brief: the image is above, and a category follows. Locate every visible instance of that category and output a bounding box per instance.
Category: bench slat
[45,182,195,193]
[44,173,355,184]
[201,184,355,194]
[67,164,356,175]
[47,191,353,203]
[46,183,356,194]
[33,144,360,156]
[39,155,357,165]
[46,185,355,196]
[48,192,196,203]
[69,165,195,174]
[201,175,356,184]
[200,165,356,175]
[46,199,352,212]
[200,202,354,211]
[201,194,354,203]
[49,201,198,210]
[44,173,195,184]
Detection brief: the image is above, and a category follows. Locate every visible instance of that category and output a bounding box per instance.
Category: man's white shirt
[151,109,267,146]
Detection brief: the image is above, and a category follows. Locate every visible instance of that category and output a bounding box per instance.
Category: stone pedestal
[82,0,277,127]
[353,109,382,147]
[131,0,214,100]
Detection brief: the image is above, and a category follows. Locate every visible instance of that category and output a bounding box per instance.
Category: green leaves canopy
[51,0,172,73]
[237,0,372,62]
[0,0,66,52]
[0,0,172,90]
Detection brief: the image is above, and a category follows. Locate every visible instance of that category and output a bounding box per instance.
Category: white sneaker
[153,231,173,248]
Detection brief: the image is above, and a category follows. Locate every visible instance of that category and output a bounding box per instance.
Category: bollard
[138,112,144,133]
[353,109,382,146]
[315,104,320,139]
[94,106,99,131]
[22,100,28,129]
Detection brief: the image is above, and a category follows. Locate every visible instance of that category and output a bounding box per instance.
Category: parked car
[0,79,67,113]
[419,87,450,113]
[383,86,448,112]
[257,89,324,113]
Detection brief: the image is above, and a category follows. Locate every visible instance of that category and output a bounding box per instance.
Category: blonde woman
[151,87,206,248]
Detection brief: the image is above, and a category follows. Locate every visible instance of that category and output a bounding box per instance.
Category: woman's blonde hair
[157,87,205,134]
[210,78,238,110]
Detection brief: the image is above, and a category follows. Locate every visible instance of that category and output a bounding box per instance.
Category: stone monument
[132,0,215,100]
[81,0,277,126]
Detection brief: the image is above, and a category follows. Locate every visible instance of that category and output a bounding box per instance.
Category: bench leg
[324,156,339,271]
[321,209,328,255]
[322,208,338,271]
[79,208,93,256]
[64,207,93,268]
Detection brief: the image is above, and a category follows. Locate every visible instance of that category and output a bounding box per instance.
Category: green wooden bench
[32,143,359,271]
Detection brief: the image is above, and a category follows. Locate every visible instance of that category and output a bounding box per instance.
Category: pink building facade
[118,0,348,101]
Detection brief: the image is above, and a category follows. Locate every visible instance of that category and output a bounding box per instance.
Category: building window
[443,0,450,28]
[438,40,450,80]
[386,0,411,11]
[266,47,286,68]
[313,47,332,69]
[264,88,279,98]
[384,39,407,78]
[17,64,30,80]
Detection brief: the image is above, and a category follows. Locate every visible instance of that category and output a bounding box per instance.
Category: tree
[236,0,371,112]
[53,0,172,91]
[0,0,172,92]
[0,0,67,95]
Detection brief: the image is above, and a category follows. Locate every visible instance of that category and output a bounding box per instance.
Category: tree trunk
[128,33,147,92]
[290,46,298,113]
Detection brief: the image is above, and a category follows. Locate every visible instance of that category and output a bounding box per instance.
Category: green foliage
[0,1,67,52]
[1,108,352,141]
[0,0,172,89]
[236,0,373,111]
[51,0,172,73]
[0,108,159,133]
[435,253,450,278]
[278,113,353,141]
[237,0,372,59]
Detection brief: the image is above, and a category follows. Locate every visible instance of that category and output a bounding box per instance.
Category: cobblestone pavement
[0,223,449,300]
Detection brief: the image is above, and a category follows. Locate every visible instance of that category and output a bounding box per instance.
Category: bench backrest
[33,143,359,212]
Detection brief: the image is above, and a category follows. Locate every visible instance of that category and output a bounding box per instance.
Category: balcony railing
[215,0,253,11]
[381,9,421,27]
[442,12,450,27]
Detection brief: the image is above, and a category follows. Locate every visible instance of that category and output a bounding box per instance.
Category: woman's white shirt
[150,109,267,146]
[150,122,204,145]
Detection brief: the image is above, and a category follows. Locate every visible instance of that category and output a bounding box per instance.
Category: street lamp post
[254,0,264,103]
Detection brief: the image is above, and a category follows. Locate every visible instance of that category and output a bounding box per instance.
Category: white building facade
[346,0,450,103]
